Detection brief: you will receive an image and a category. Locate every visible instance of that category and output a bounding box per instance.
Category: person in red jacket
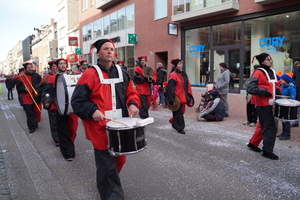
[133,56,157,118]
[41,61,59,147]
[246,53,280,160]
[71,39,140,200]
[16,62,42,133]
[43,58,78,160]
[167,59,193,134]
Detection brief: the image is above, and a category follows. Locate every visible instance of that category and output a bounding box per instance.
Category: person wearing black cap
[43,58,78,157]
[133,55,157,119]
[197,90,225,121]
[215,62,230,117]
[41,60,59,147]
[246,53,281,160]
[71,39,140,200]
[16,62,42,133]
[167,59,193,134]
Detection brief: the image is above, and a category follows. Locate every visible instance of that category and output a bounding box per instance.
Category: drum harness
[256,67,277,105]
[93,64,123,120]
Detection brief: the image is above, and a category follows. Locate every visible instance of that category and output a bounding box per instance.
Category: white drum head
[275,99,300,107]
[106,117,142,129]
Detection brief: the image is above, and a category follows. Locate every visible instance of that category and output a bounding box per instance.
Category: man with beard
[246,53,280,160]
[133,56,157,118]
[41,61,60,147]
[71,39,140,200]
[16,62,41,133]
[167,59,193,134]
[43,58,78,160]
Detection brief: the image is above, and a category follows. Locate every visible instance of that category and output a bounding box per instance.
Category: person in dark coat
[197,90,225,121]
[5,75,15,100]
[155,62,167,106]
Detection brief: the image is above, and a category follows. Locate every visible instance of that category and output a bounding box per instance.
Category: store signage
[66,53,79,62]
[69,37,78,46]
[75,48,82,55]
[168,23,178,35]
[128,34,137,44]
[188,44,206,58]
[259,36,285,48]
[189,45,206,53]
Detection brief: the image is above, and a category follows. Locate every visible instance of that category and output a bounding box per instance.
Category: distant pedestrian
[215,62,230,117]
[5,74,15,100]
[151,84,159,111]
[155,62,167,106]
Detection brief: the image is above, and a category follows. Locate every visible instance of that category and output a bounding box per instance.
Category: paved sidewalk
[155,87,300,143]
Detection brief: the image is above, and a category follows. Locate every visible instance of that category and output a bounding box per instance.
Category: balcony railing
[172,0,239,23]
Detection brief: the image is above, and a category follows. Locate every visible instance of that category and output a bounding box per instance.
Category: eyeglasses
[83,64,88,66]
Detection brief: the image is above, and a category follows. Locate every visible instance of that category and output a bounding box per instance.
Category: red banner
[69,37,78,46]
[66,53,79,62]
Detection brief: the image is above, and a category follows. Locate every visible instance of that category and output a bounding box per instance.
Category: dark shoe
[279,135,290,140]
[55,142,60,147]
[66,158,74,162]
[262,152,279,160]
[224,114,229,117]
[276,133,284,138]
[29,129,35,133]
[247,143,262,152]
[291,123,299,127]
[177,130,186,134]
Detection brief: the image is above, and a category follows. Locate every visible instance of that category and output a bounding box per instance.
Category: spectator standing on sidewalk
[215,62,230,117]
[155,62,167,106]
[246,53,280,160]
[243,65,259,127]
[5,74,15,100]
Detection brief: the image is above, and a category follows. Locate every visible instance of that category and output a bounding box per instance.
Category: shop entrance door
[211,46,244,93]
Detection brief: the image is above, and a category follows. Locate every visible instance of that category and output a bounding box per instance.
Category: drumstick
[281,96,294,103]
[105,118,128,125]
[274,95,290,98]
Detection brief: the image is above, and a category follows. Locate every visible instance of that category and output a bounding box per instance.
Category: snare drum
[274,99,300,121]
[106,117,153,156]
[56,73,82,115]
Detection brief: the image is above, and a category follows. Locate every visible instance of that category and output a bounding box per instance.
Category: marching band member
[133,55,157,119]
[41,61,59,147]
[16,62,42,133]
[167,59,193,134]
[43,58,78,160]
[71,39,140,200]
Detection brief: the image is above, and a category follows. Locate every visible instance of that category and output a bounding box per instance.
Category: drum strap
[257,67,277,105]
[93,65,123,119]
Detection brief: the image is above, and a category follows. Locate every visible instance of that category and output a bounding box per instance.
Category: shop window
[82,24,92,41]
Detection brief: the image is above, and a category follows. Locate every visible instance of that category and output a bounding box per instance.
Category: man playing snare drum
[71,39,140,200]
[246,53,281,160]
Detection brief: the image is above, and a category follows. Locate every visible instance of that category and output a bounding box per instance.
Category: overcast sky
[0,0,59,61]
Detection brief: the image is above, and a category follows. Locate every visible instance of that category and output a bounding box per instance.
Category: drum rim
[55,74,69,115]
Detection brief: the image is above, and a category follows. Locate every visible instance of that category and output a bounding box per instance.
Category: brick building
[79,0,300,93]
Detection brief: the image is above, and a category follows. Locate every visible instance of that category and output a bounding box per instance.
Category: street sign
[75,48,82,55]
[128,34,137,44]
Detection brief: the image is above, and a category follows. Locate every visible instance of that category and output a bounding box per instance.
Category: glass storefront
[185,11,300,92]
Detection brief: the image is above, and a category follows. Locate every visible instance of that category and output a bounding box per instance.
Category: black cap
[88,39,115,56]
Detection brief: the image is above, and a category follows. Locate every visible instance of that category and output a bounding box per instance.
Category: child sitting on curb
[197,90,225,121]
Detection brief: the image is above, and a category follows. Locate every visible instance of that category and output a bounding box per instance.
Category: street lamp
[59,47,64,58]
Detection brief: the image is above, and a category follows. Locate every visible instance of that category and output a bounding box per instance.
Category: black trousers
[56,113,75,159]
[139,94,149,119]
[257,105,277,154]
[48,110,59,143]
[94,149,124,200]
[172,104,185,131]
[7,89,13,99]
[246,102,257,123]
[23,104,38,131]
